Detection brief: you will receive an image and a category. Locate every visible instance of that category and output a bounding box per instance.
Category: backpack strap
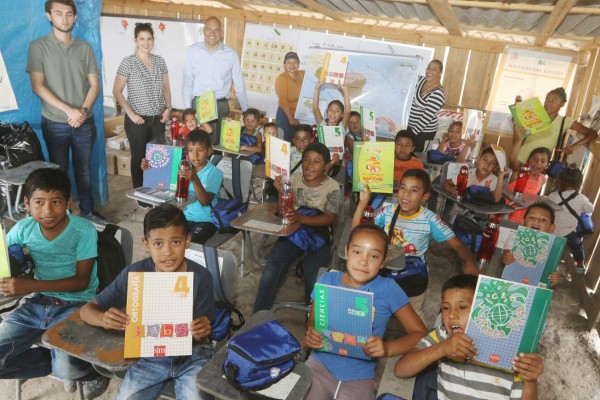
[552,117,567,162]
[210,154,223,167]
[387,205,401,245]
[102,224,119,238]
[290,159,302,175]
[231,157,242,200]
[557,191,585,226]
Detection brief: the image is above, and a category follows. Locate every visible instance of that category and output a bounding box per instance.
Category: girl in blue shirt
[303,224,427,400]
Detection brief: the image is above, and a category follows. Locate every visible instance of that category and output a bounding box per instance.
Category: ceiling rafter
[425,0,462,36]
[290,0,346,21]
[534,0,578,46]
[214,0,243,9]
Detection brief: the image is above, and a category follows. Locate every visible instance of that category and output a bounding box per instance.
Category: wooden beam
[534,0,578,46]
[379,0,600,15]
[214,0,243,9]
[292,0,345,21]
[426,0,462,36]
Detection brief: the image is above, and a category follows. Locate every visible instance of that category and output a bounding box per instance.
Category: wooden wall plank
[461,50,496,110]
[442,48,469,108]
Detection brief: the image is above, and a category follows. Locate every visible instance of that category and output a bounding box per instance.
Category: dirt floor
[1,174,600,399]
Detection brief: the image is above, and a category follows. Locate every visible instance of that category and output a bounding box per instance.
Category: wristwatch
[81,107,89,114]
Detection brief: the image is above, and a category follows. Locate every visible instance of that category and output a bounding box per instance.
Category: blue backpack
[427,149,456,164]
[223,320,301,391]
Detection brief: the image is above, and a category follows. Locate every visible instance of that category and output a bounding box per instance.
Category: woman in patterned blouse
[407,60,445,153]
[113,22,172,194]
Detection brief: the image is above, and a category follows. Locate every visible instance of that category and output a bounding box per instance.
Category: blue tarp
[0,0,108,204]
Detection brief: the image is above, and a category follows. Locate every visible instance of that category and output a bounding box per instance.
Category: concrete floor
[1,173,600,399]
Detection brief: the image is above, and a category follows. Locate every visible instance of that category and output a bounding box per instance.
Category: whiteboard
[241,23,435,121]
[100,16,204,110]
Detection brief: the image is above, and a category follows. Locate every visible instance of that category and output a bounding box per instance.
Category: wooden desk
[431,183,521,217]
[231,202,299,276]
[213,145,254,158]
[0,161,60,221]
[197,310,312,400]
[42,310,133,373]
[125,188,196,210]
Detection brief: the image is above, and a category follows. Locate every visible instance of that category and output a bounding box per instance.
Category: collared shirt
[182,41,248,110]
[27,32,98,123]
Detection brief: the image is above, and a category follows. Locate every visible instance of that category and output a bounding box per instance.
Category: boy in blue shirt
[80,204,214,400]
[0,168,108,398]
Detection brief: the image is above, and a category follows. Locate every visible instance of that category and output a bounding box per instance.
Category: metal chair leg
[16,379,24,400]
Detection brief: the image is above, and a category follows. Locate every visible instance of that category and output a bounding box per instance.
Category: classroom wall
[103,2,600,320]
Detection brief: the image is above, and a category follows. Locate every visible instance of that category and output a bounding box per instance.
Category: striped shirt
[408,76,445,137]
[418,327,524,400]
[374,205,454,262]
[116,54,168,116]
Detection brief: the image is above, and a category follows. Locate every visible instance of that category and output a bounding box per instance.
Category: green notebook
[220,119,242,152]
[508,97,553,138]
[194,90,218,124]
[0,225,9,278]
[352,142,394,193]
[502,226,567,288]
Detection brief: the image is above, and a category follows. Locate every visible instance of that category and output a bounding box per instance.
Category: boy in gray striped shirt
[394,275,544,400]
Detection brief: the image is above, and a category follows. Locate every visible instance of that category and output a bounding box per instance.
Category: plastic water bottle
[279,180,294,225]
[171,117,180,146]
[176,159,191,202]
[477,216,501,263]
[360,206,375,224]
[514,163,530,194]
[456,165,469,201]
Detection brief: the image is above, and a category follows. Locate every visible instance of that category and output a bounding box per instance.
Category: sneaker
[82,375,109,400]
[63,379,76,393]
[83,211,112,225]
[136,200,152,209]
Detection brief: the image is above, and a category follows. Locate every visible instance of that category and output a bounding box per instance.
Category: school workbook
[220,119,242,152]
[502,226,567,288]
[360,106,377,142]
[194,90,218,124]
[318,52,349,85]
[352,142,394,193]
[265,134,291,179]
[317,125,344,159]
[465,275,552,372]
[124,272,194,358]
[508,97,553,138]
[314,283,374,360]
[142,144,184,192]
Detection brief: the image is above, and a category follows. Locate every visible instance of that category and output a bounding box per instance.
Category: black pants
[188,221,217,244]
[125,114,166,188]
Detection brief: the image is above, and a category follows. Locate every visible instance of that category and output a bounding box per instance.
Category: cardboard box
[104,116,125,138]
[117,152,132,177]
[106,151,118,175]
[106,135,127,150]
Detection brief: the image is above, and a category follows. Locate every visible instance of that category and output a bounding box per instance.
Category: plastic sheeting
[0,0,108,204]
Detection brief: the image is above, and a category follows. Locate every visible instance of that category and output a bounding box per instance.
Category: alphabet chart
[124,272,194,358]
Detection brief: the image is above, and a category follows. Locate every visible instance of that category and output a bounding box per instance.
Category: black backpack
[96,224,127,292]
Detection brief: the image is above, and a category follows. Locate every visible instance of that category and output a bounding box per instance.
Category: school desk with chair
[213,144,255,159]
[125,188,197,209]
[230,201,300,276]
[197,310,312,400]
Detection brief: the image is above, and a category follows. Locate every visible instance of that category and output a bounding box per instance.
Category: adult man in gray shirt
[27,0,109,225]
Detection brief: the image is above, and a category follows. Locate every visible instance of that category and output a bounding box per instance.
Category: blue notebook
[142,144,183,192]
[314,283,374,360]
[465,275,552,372]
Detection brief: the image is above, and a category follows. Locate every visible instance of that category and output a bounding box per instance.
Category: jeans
[187,221,217,244]
[566,231,585,262]
[412,363,438,400]
[276,107,294,142]
[0,294,94,380]
[116,343,213,400]
[125,114,166,189]
[253,238,332,312]
[41,116,96,215]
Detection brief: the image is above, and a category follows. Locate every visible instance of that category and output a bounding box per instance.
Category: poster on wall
[0,50,18,113]
[100,16,203,110]
[484,47,574,137]
[241,23,434,125]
